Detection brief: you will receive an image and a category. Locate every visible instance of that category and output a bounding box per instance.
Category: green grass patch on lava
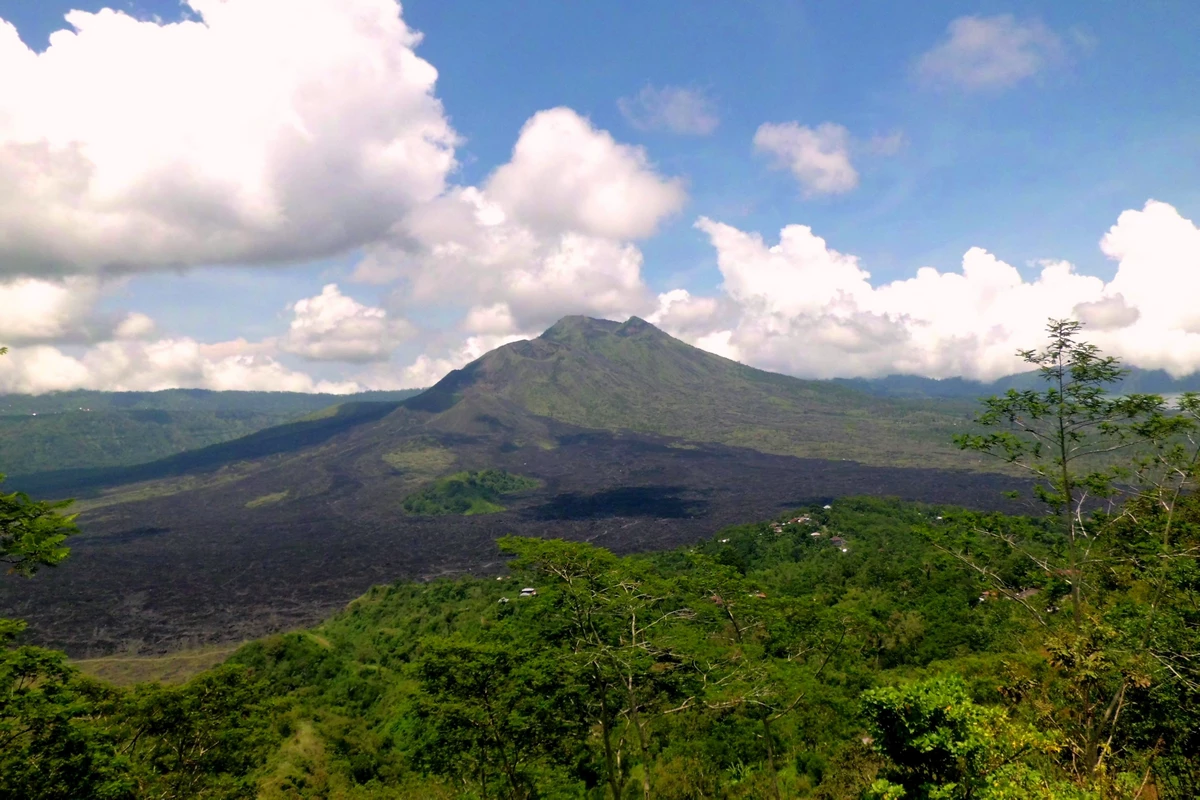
[401,469,540,516]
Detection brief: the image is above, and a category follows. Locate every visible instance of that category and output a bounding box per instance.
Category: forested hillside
[6,494,1199,798]
[0,388,421,475]
[0,388,420,415]
[834,366,1200,400]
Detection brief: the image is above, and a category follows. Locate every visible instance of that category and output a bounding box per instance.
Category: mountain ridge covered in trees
[0,388,422,476]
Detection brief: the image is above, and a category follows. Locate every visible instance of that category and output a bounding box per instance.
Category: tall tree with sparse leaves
[944,319,1200,783]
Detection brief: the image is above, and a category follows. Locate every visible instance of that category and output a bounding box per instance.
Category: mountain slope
[1,317,1028,655]
[0,389,421,476]
[10,317,989,500]
[412,315,979,467]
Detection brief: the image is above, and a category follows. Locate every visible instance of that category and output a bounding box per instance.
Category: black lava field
[3,431,1027,657]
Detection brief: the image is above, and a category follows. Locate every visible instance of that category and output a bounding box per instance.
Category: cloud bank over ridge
[661,201,1200,381]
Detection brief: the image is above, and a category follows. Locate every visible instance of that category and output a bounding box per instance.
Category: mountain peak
[615,316,658,336]
[539,315,668,347]
[539,315,625,346]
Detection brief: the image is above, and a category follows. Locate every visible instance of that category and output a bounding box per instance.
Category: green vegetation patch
[246,490,289,509]
[401,469,540,516]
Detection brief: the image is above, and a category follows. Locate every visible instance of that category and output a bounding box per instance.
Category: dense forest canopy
[1,323,1199,798]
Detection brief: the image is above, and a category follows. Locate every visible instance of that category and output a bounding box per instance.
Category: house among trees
[771,515,813,535]
[519,587,538,598]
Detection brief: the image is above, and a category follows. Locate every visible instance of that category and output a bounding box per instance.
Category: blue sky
[1,0,1198,392]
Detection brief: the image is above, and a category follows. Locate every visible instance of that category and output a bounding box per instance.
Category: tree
[414,635,589,800]
[945,319,1200,782]
[500,537,700,800]
[0,625,133,800]
[497,537,630,798]
[0,476,79,577]
[0,342,129,797]
[0,344,136,797]
[682,553,849,800]
[952,320,1199,619]
[863,676,1089,800]
[113,665,273,800]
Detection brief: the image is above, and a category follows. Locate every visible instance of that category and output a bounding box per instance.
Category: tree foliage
[942,320,1200,786]
[0,474,78,577]
[863,676,1085,800]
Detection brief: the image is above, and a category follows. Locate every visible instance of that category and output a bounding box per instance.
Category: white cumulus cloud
[485,107,686,240]
[753,122,858,196]
[0,0,456,277]
[1073,295,1139,331]
[357,188,655,332]
[0,275,154,345]
[617,85,719,135]
[0,6,695,394]
[648,289,726,336]
[0,277,105,342]
[280,283,413,362]
[0,277,367,393]
[915,14,1065,90]
[355,108,687,334]
[462,303,519,336]
[658,201,1200,381]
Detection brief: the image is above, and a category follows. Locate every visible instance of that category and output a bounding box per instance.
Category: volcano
[2,317,1019,655]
